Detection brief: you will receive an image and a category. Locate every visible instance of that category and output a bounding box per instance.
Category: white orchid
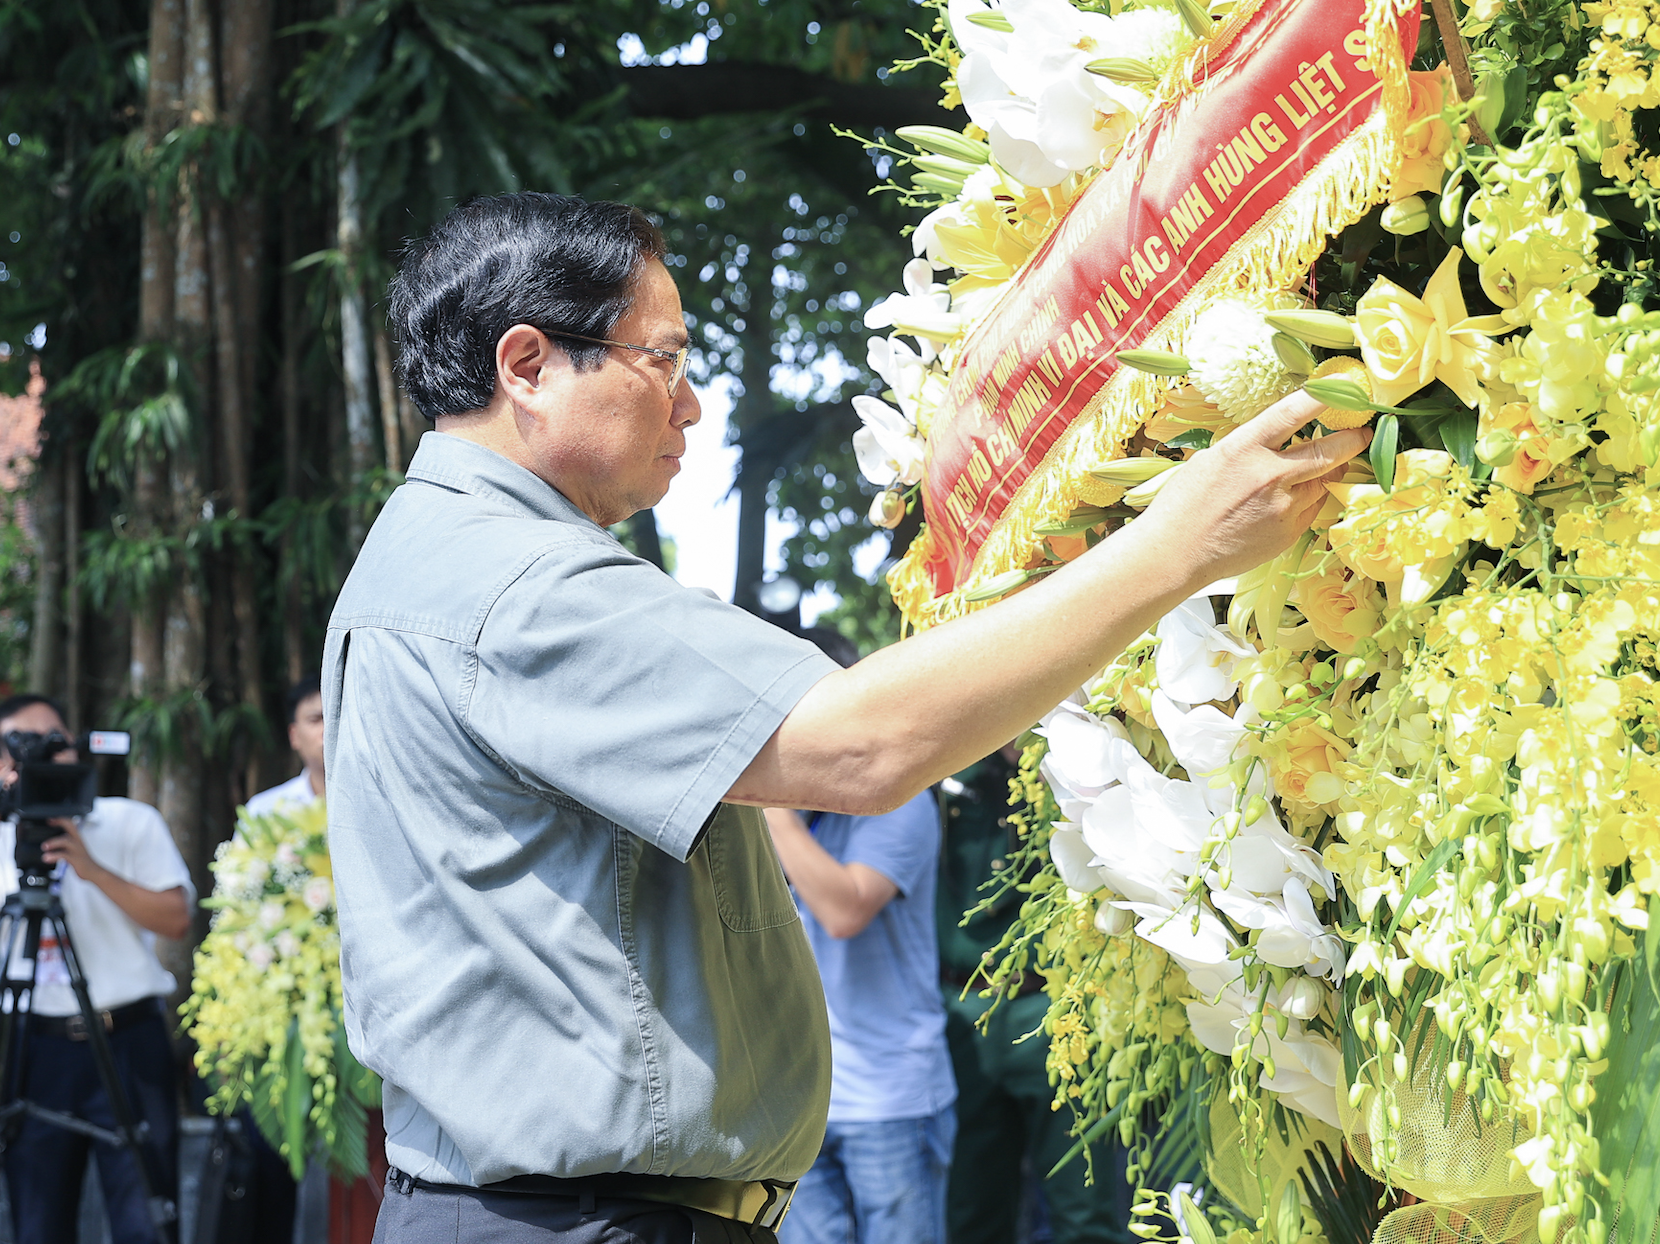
[852,395,926,488]
[867,333,949,429]
[1036,700,1135,800]
[1155,596,1257,706]
[1186,982,1343,1127]
[950,0,1172,187]
[1149,689,1253,788]
[1123,901,1243,996]
[1211,877,1345,979]
[865,258,962,350]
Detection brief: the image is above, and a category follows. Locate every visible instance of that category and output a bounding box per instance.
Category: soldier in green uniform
[936,749,1133,1244]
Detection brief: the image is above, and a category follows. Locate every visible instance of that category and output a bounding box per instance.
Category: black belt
[390,1167,797,1232]
[30,997,161,1041]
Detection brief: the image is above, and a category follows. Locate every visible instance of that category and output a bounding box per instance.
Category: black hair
[387,192,667,421]
[285,673,322,725]
[0,693,68,730]
[800,627,860,670]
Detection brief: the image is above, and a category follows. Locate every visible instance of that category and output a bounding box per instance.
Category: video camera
[1,729,130,877]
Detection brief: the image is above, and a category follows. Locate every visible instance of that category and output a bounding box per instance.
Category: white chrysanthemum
[1186,294,1303,422]
[1107,8,1194,76]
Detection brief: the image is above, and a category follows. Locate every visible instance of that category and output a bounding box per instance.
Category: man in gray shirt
[324,192,1367,1244]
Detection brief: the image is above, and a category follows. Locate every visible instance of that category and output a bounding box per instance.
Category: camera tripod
[0,832,178,1244]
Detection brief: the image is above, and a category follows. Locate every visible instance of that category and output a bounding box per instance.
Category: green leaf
[1371,414,1399,492]
[1592,957,1660,1244]
[1165,428,1214,450]
[282,1023,311,1182]
[1383,836,1458,944]
[1438,411,1478,470]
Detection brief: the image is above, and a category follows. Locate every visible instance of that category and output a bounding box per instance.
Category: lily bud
[1086,57,1160,84]
[895,125,991,164]
[870,490,907,529]
[1090,456,1176,485]
[1114,348,1192,376]
[1381,195,1431,236]
[913,153,982,181]
[1264,309,1357,349]
[1272,332,1317,375]
[1124,463,1182,507]
[965,9,1013,31]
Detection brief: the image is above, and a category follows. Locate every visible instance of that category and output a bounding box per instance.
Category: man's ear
[495,324,560,409]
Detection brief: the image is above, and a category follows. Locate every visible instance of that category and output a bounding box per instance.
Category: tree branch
[619,63,953,130]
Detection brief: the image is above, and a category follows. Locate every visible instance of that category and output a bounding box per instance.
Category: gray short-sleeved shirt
[322,432,838,1188]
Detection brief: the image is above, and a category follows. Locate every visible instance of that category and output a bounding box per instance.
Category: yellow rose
[1292,558,1385,654]
[1392,67,1458,199]
[1261,719,1351,809]
[1355,248,1505,407]
[1480,400,1555,493]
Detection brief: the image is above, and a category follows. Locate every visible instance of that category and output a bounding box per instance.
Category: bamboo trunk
[373,320,401,473]
[27,450,65,698]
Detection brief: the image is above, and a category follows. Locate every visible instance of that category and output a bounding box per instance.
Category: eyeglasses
[546,331,691,397]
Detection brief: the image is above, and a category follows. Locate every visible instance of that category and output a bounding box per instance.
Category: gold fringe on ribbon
[888,0,1421,633]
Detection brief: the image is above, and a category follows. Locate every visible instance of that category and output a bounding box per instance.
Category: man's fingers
[1277,425,1372,484]
[1236,390,1329,448]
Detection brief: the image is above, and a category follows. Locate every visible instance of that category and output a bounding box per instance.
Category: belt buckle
[63,1011,113,1041]
[752,1179,795,1232]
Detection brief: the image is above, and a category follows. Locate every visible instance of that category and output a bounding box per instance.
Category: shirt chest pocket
[704,805,800,933]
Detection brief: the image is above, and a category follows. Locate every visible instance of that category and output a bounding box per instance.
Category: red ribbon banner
[917,0,1419,596]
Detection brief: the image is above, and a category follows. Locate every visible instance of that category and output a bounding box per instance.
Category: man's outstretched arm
[728,393,1368,815]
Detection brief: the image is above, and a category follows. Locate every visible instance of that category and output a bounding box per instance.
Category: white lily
[1155,596,1257,706]
[852,395,926,488]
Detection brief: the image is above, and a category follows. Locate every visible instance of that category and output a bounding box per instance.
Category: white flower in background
[1211,877,1345,978]
[1155,597,1257,706]
[865,258,962,350]
[852,396,926,488]
[247,942,275,971]
[950,0,1187,186]
[302,875,334,914]
[258,900,286,931]
[1187,295,1305,422]
[274,929,302,959]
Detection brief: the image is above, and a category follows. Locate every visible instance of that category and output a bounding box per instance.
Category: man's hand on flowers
[1140,390,1372,585]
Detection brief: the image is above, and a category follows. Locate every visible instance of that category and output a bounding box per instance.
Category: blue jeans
[781,1108,956,1244]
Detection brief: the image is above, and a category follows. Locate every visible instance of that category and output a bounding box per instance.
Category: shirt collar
[404,431,605,531]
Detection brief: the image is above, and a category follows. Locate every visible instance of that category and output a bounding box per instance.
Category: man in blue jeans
[765,631,956,1244]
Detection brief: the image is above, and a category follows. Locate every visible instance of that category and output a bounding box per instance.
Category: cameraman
[0,693,193,1244]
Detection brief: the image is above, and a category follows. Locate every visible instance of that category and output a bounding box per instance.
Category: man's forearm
[729,393,1369,814]
[92,874,192,940]
[737,516,1192,814]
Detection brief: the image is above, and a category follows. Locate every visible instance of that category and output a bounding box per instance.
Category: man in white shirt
[0,693,193,1244]
[246,673,325,816]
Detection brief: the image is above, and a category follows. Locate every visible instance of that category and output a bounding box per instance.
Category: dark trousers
[373,1173,780,1244]
[4,1005,179,1244]
[944,990,1133,1244]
